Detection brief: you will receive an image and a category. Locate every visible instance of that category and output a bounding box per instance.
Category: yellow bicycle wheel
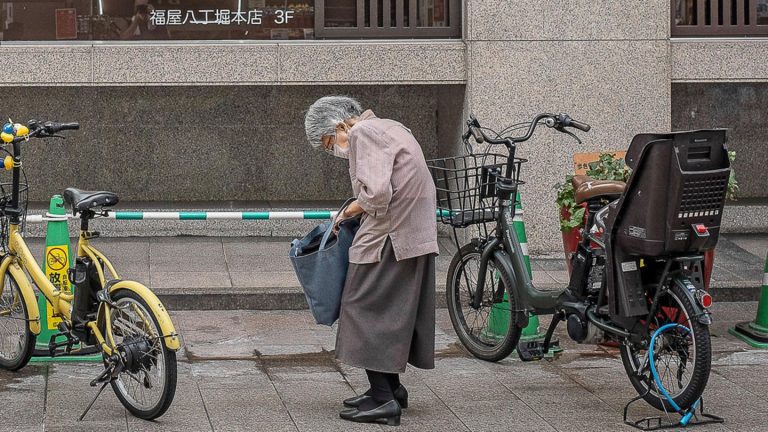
[107,289,177,420]
[0,270,36,371]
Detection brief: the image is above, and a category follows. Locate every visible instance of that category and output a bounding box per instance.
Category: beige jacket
[347,110,439,264]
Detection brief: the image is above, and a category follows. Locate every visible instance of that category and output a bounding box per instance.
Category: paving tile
[711,350,768,366]
[395,401,469,432]
[222,238,294,257]
[229,272,300,288]
[150,239,225,265]
[45,388,127,429]
[272,380,383,432]
[47,424,127,432]
[176,310,336,360]
[712,365,768,399]
[0,367,46,431]
[46,363,106,392]
[448,399,555,432]
[225,255,294,272]
[150,258,229,273]
[125,382,212,432]
[202,387,294,425]
[178,313,271,360]
[269,370,344,387]
[189,361,272,389]
[151,272,232,289]
[690,373,768,418]
[87,238,151,262]
[726,234,768,259]
[425,375,514,402]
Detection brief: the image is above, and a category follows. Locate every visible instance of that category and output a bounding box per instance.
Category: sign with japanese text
[150,6,305,26]
[573,152,627,175]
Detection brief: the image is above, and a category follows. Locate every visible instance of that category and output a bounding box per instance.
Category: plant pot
[560,204,586,275]
[704,249,715,290]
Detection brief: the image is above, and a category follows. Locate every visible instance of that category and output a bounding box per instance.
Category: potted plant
[701,150,739,288]
[554,153,630,273]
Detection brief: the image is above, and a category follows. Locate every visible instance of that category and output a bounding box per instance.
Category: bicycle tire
[446,243,522,362]
[620,280,711,412]
[108,289,177,420]
[0,270,36,371]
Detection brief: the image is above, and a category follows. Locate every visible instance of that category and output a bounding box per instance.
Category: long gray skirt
[335,238,436,373]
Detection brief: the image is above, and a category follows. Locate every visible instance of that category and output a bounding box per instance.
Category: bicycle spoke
[0,277,27,363]
[111,296,167,412]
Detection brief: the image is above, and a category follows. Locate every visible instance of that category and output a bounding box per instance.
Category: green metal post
[485,193,560,354]
[729,251,768,348]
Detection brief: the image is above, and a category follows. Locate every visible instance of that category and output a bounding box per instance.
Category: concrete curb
[157,282,760,310]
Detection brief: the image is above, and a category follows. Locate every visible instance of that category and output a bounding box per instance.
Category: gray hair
[304,96,363,149]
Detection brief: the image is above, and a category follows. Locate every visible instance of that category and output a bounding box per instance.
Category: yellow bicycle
[0,120,179,420]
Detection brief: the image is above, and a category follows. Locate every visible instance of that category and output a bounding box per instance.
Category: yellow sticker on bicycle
[45,245,71,330]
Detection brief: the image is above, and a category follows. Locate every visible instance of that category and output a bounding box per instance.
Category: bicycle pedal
[517,339,559,362]
[48,331,80,357]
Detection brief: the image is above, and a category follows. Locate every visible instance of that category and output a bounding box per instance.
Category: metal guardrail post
[729,250,768,348]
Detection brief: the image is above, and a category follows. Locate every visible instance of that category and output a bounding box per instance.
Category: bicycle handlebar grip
[59,122,80,131]
[569,119,591,132]
[43,121,80,134]
[470,126,484,143]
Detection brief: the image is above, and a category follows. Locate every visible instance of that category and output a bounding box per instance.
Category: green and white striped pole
[729,251,768,348]
[27,210,339,223]
[27,209,454,223]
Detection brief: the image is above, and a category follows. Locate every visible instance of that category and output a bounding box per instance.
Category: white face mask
[333,143,350,159]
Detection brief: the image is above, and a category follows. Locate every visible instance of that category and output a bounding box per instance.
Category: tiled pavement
[1,303,766,431]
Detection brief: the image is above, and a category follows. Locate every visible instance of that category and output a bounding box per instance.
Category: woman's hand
[333,200,364,233]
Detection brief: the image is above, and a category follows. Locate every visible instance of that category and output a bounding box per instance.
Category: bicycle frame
[474,199,561,316]
[469,117,565,317]
[77,229,181,352]
[0,223,122,355]
[0,222,181,355]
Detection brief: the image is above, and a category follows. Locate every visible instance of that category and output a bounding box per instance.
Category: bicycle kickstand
[78,382,109,421]
[79,359,121,421]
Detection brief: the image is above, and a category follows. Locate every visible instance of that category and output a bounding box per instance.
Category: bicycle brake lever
[560,128,582,145]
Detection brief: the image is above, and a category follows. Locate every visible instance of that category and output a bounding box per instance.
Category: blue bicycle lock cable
[648,323,701,426]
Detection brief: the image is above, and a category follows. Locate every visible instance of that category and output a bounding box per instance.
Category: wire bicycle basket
[427,153,526,229]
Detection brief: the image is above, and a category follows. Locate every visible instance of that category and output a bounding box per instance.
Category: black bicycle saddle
[63,188,119,214]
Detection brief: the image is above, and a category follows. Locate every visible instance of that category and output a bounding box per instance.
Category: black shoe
[340,400,401,426]
[343,385,409,409]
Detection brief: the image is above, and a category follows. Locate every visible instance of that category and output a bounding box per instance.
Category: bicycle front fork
[472,237,502,310]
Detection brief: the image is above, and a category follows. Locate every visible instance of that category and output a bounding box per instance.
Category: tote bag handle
[319,197,357,251]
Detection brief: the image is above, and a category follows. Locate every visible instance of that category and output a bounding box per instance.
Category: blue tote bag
[289,200,360,326]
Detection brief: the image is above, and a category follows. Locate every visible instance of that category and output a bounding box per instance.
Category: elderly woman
[304,96,438,426]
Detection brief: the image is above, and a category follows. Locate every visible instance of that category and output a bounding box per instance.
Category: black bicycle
[427,114,729,415]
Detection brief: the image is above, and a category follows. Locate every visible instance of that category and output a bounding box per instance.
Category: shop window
[0,1,316,41]
[0,0,458,41]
